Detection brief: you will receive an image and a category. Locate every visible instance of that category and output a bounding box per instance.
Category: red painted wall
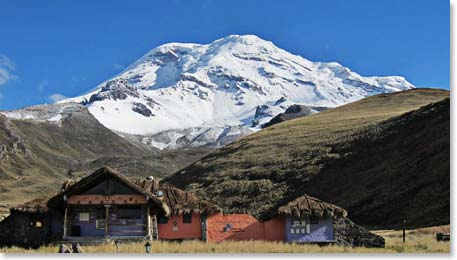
[206,214,285,242]
[158,213,202,240]
[264,216,286,241]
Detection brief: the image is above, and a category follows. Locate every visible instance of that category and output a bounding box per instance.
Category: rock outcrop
[132,102,153,117]
[262,104,328,128]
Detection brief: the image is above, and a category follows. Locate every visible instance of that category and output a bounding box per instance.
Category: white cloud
[48,93,67,103]
[0,54,17,86]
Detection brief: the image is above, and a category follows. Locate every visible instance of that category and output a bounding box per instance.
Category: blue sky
[0,0,449,110]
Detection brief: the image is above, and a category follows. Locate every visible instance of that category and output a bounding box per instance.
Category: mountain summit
[62,35,414,149]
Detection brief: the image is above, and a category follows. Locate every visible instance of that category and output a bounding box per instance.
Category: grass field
[0,225,450,253]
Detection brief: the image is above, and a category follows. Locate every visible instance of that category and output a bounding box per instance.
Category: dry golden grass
[0,225,450,254]
[373,224,450,238]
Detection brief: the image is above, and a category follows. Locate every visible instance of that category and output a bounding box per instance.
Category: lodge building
[0,167,384,248]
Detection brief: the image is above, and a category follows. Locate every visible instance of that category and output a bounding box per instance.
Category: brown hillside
[0,104,211,216]
[163,88,450,229]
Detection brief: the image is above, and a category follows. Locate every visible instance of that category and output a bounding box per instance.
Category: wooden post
[105,205,110,238]
[201,214,207,242]
[152,214,158,240]
[402,219,406,243]
[63,206,68,239]
[146,206,152,240]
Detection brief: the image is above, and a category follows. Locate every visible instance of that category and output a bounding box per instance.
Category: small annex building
[0,167,384,248]
[205,194,347,243]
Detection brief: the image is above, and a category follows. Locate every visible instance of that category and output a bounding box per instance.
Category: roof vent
[146,176,154,181]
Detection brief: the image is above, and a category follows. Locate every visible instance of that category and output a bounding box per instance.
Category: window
[310,216,318,224]
[79,212,90,222]
[30,220,42,228]
[291,218,306,227]
[118,206,142,219]
[289,218,313,234]
[183,213,192,224]
[96,207,106,219]
[158,215,168,224]
[223,223,233,232]
[96,219,105,229]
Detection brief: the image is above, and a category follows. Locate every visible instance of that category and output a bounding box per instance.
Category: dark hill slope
[0,104,210,215]
[163,89,449,229]
[299,97,449,229]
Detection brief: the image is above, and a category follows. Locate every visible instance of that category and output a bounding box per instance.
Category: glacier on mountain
[54,34,415,149]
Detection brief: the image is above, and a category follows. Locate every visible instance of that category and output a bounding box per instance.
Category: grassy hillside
[0,106,211,216]
[163,89,449,229]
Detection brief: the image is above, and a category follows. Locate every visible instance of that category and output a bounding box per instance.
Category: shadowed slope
[299,97,449,229]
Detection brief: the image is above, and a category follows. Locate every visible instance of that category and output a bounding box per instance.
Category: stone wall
[0,212,51,249]
[333,217,385,247]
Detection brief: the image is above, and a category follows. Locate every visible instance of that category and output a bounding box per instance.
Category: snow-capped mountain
[60,34,414,149]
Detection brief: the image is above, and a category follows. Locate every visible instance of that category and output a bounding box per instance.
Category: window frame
[31,220,43,228]
[117,206,142,220]
[183,213,192,224]
[292,220,301,227]
[95,219,106,229]
[79,212,90,222]
[96,207,106,220]
[310,216,319,225]
[158,215,168,224]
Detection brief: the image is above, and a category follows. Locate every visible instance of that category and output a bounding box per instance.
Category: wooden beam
[67,194,148,205]
[146,205,152,240]
[105,205,110,238]
[105,177,110,195]
[201,214,207,242]
[152,214,158,240]
[63,206,68,239]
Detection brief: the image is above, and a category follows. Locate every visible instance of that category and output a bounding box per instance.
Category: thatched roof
[62,167,156,199]
[10,194,56,214]
[132,180,220,216]
[277,194,347,219]
[11,166,219,216]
